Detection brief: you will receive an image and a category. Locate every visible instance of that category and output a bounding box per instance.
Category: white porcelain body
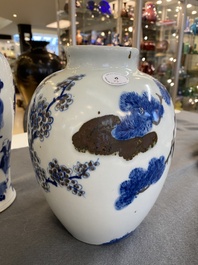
[28,46,176,245]
[0,53,16,212]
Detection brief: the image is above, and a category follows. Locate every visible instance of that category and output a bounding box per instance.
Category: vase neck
[65,46,139,72]
[28,41,49,50]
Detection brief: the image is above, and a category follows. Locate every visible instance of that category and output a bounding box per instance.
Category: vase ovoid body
[28,46,176,245]
[0,53,16,212]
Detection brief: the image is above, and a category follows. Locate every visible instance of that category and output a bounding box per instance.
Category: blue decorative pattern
[153,78,171,105]
[0,139,11,175]
[28,73,175,206]
[112,91,164,140]
[103,233,130,245]
[29,147,100,196]
[115,156,166,210]
[29,74,101,196]
[0,79,12,202]
[0,139,11,201]
[28,74,85,144]
[29,96,54,142]
[0,180,7,201]
[0,79,4,133]
[113,81,174,210]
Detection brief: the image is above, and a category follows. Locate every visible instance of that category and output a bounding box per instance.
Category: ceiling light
[13,14,17,18]
[47,20,71,29]
[46,20,79,29]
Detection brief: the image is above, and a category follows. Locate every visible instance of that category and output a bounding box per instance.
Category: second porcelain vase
[14,41,63,108]
[0,53,16,212]
[27,46,176,245]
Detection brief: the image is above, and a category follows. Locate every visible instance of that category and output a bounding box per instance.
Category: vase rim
[65,45,139,71]
[65,45,139,52]
[27,40,49,49]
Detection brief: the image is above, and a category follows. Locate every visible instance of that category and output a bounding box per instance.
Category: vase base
[0,188,16,213]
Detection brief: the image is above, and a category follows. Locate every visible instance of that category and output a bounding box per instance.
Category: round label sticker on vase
[103,72,129,86]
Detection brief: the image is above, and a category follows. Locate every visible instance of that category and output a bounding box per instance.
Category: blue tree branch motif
[28,73,101,198]
[111,91,164,140]
[114,81,174,210]
[115,156,166,210]
[29,147,100,196]
[153,78,171,105]
[111,77,172,142]
[28,74,85,145]
[46,74,85,112]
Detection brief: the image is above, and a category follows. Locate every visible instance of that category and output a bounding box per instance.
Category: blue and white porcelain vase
[27,46,176,245]
[0,53,16,212]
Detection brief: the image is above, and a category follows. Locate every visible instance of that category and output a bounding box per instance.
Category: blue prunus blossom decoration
[30,148,100,196]
[28,74,101,196]
[28,74,85,144]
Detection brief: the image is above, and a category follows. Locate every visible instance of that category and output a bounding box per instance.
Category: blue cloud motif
[153,79,171,105]
[111,91,164,140]
[115,156,166,210]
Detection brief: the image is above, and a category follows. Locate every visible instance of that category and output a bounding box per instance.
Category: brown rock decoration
[72,115,157,161]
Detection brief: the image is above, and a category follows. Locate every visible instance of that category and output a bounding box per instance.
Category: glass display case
[56,1,136,47]
[179,0,198,111]
[56,0,188,107]
[139,0,183,96]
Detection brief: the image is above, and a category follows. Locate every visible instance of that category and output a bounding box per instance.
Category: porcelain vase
[0,53,16,212]
[27,46,176,245]
[14,40,63,108]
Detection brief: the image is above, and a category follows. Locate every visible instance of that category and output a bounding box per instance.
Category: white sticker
[102,72,129,86]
